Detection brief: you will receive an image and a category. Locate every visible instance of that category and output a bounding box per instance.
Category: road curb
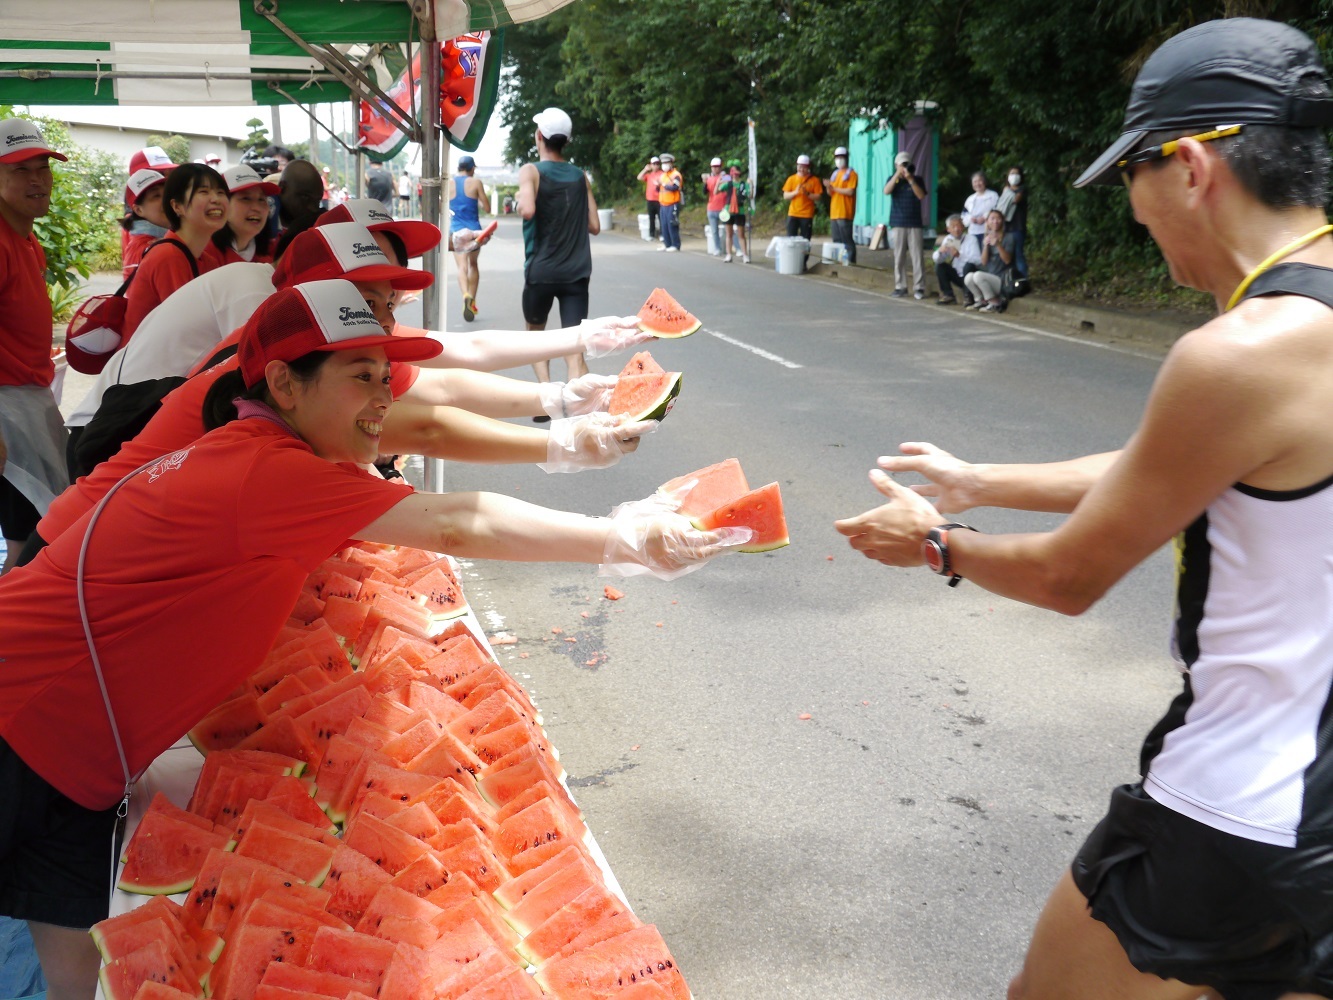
[605,218,1200,357]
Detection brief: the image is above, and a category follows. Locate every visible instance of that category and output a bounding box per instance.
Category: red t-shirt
[0,217,53,387]
[705,174,727,213]
[643,169,662,202]
[121,232,156,280]
[41,351,420,544]
[0,418,412,810]
[121,235,219,347]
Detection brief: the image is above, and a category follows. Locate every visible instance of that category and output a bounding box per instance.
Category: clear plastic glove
[577,315,656,359]
[449,228,480,252]
[538,413,657,473]
[538,374,619,418]
[599,490,753,580]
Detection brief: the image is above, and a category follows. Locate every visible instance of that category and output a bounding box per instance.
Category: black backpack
[72,342,239,479]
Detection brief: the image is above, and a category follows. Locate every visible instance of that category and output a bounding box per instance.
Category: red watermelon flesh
[129,984,201,1000]
[91,917,206,988]
[388,851,451,897]
[263,781,338,833]
[293,686,373,746]
[607,371,682,423]
[355,884,443,938]
[658,457,750,517]
[97,939,196,1000]
[234,822,335,886]
[477,754,578,821]
[495,778,581,829]
[434,949,514,998]
[517,883,637,966]
[342,813,435,876]
[417,785,496,839]
[690,480,790,553]
[636,288,701,338]
[207,860,298,937]
[91,895,223,967]
[258,962,363,997]
[594,980,673,1000]
[618,351,665,376]
[375,945,437,1000]
[190,750,303,812]
[290,590,325,625]
[422,915,498,969]
[141,790,216,835]
[551,906,644,964]
[435,831,507,894]
[117,809,234,895]
[492,845,586,911]
[188,693,267,753]
[232,800,333,846]
[434,895,522,960]
[471,721,556,774]
[503,856,604,936]
[209,921,317,1000]
[306,926,397,989]
[494,796,583,868]
[454,965,544,1000]
[419,637,492,690]
[534,924,689,1000]
[183,849,277,926]
[256,674,314,716]
[320,595,371,643]
[405,731,485,783]
[325,845,393,925]
[233,714,322,769]
[405,680,466,725]
[407,567,468,619]
[385,802,449,845]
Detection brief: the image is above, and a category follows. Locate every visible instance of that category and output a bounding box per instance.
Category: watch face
[923,539,944,574]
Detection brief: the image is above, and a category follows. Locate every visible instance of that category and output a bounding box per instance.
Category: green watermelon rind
[629,372,682,422]
[641,317,701,339]
[689,517,791,554]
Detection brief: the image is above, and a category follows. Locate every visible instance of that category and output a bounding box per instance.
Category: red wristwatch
[922,522,977,588]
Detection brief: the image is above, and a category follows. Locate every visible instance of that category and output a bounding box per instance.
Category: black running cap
[1076,18,1333,187]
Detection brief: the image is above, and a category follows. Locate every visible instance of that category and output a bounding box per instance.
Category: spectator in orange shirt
[657,153,683,252]
[827,145,858,263]
[636,155,662,241]
[782,154,822,241]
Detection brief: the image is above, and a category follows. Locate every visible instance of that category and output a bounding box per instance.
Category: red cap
[0,119,67,164]
[222,164,280,197]
[315,198,441,258]
[238,279,442,387]
[127,146,176,174]
[272,223,434,292]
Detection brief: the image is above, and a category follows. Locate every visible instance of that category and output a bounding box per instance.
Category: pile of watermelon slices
[95,541,690,1000]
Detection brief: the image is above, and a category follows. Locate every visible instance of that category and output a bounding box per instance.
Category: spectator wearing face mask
[996,166,1028,278]
[827,145,858,264]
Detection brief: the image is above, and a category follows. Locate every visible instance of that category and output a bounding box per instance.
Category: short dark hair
[201,350,330,430]
[543,133,569,155]
[162,163,228,230]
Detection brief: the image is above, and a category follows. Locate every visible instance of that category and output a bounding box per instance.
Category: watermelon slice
[608,371,682,423]
[188,693,267,753]
[454,964,544,999]
[619,351,665,376]
[534,924,689,1000]
[98,940,197,1000]
[637,288,701,338]
[690,480,790,552]
[517,883,639,966]
[117,809,234,895]
[658,458,750,517]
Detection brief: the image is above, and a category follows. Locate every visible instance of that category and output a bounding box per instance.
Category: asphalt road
[424,220,1183,999]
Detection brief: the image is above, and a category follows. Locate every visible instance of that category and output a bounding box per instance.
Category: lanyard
[1226,224,1333,311]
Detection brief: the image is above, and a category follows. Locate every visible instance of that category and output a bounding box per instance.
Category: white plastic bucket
[822,242,847,262]
[597,208,613,231]
[638,213,651,239]
[774,237,809,275]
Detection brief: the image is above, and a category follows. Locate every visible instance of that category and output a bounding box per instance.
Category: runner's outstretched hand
[834,469,946,566]
[877,442,983,514]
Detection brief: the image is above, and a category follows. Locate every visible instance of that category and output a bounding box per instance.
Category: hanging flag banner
[357,29,505,162]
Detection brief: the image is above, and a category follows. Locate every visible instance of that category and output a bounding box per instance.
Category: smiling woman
[119,162,230,345]
[214,164,279,264]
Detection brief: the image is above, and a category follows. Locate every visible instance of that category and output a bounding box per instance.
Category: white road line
[705,327,804,368]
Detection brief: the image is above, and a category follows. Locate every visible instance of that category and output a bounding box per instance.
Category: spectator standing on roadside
[518,107,601,403]
[885,150,928,299]
[365,162,395,214]
[782,154,822,240]
[828,145,858,264]
[932,213,980,306]
[997,166,1029,279]
[962,171,999,253]
[0,119,69,574]
[702,157,726,257]
[657,153,683,252]
[450,155,488,323]
[636,155,662,241]
[717,159,751,264]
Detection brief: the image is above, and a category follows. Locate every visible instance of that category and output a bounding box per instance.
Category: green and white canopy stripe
[0,0,577,106]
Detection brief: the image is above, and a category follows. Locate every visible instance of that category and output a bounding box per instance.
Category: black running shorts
[0,737,118,928]
[1072,783,1333,1000]
[522,278,590,330]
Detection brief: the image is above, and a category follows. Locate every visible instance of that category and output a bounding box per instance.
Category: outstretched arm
[379,403,548,464]
[876,443,1122,514]
[413,315,650,372]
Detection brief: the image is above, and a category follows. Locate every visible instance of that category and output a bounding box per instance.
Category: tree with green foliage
[145,132,191,165]
[239,118,270,157]
[499,0,1333,304]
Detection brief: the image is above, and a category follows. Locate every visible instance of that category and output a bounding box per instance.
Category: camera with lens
[241,154,281,178]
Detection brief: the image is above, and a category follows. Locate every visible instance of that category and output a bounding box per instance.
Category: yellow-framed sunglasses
[1116,124,1244,187]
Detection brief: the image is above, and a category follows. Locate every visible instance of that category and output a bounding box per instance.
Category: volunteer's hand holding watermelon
[538,373,619,418]
[599,489,753,580]
[576,315,654,358]
[538,413,657,473]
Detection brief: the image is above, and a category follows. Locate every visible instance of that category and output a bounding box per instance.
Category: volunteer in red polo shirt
[120,162,230,346]
[0,278,748,992]
[0,118,69,574]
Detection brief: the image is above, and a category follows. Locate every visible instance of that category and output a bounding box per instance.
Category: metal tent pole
[419,34,447,493]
